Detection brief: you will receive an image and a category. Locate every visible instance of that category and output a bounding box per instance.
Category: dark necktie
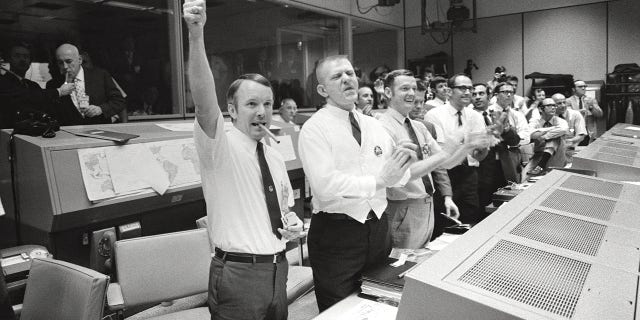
[543,121,552,128]
[404,118,434,195]
[578,97,584,110]
[456,111,463,126]
[349,111,361,146]
[256,142,283,239]
[482,111,491,126]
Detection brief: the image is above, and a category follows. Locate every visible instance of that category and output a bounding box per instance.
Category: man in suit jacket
[46,43,124,126]
[565,80,603,144]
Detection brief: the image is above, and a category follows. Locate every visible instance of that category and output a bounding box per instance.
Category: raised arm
[184,0,220,138]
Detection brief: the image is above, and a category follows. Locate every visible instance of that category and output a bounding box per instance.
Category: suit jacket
[45,67,125,126]
[0,74,53,128]
[565,95,602,139]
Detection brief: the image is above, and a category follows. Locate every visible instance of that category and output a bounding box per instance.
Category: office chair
[106,229,211,319]
[15,258,109,320]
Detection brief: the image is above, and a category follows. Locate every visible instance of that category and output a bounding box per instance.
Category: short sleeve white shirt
[194,117,293,254]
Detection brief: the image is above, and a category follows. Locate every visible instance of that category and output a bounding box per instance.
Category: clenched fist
[183,0,206,30]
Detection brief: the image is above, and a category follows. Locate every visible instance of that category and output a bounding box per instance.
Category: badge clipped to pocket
[281,211,298,228]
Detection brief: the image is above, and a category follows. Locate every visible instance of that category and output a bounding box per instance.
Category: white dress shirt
[487,103,531,145]
[194,117,293,254]
[298,104,406,223]
[378,108,439,201]
[425,102,486,167]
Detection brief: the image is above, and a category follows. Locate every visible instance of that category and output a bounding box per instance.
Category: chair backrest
[21,258,109,320]
[114,229,211,307]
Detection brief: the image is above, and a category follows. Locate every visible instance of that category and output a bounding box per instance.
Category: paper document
[270,135,296,161]
[339,299,397,320]
[156,123,195,132]
[106,144,170,195]
[624,126,640,131]
[146,139,201,187]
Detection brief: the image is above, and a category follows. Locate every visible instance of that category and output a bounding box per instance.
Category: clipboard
[65,129,139,143]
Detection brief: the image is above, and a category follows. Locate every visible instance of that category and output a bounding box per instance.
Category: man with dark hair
[424,76,448,112]
[0,43,52,128]
[379,70,479,248]
[425,74,490,225]
[356,85,375,116]
[526,98,569,176]
[45,43,125,125]
[184,2,305,319]
[299,56,416,311]
[474,83,527,209]
[565,80,602,145]
[490,75,525,112]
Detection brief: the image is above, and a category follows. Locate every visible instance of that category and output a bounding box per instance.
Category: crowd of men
[0,1,604,319]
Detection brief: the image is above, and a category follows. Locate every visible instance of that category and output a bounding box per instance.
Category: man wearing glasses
[526,98,569,176]
[552,93,587,163]
[565,80,603,145]
[425,74,490,225]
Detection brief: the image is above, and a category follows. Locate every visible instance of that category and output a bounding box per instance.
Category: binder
[65,129,139,143]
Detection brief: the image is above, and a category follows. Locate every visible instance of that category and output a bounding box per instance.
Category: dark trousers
[308,212,391,312]
[0,254,16,320]
[478,152,507,218]
[447,164,481,225]
[208,256,288,320]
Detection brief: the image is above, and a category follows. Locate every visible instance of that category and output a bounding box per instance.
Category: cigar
[259,124,279,143]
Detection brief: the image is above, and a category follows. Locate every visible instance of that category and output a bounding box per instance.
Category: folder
[66,129,139,143]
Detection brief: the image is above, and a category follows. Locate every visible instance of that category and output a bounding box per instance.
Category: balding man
[298,55,416,311]
[552,93,586,162]
[565,80,602,144]
[46,43,124,125]
[273,98,298,125]
[526,98,569,176]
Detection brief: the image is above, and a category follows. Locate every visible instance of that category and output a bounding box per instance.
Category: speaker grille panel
[598,146,638,158]
[603,141,640,151]
[541,190,614,221]
[560,175,623,198]
[592,152,634,165]
[510,210,606,256]
[458,240,590,319]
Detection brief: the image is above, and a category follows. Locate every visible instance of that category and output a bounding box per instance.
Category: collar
[228,125,261,153]
[325,103,356,119]
[386,107,407,124]
[75,66,85,83]
[445,102,464,115]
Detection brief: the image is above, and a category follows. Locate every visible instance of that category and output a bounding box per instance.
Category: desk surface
[312,233,462,320]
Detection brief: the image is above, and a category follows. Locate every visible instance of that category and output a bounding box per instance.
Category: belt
[214,247,285,264]
[316,210,376,221]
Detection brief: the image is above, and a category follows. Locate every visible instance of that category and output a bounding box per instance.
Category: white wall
[452,14,522,93]
[522,3,607,94]
[608,0,640,69]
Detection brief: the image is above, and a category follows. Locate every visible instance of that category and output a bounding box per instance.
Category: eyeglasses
[452,85,473,92]
[576,85,587,88]
[542,104,557,108]
[499,90,514,95]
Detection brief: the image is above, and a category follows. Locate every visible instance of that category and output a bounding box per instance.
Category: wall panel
[523,3,607,95]
[452,14,523,95]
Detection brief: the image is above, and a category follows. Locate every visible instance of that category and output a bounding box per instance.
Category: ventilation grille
[541,189,615,221]
[510,210,606,256]
[458,240,590,319]
[598,146,638,158]
[603,141,640,151]
[560,175,623,198]
[592,152,634,166]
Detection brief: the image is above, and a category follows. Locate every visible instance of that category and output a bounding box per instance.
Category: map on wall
[77,138,201,203]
